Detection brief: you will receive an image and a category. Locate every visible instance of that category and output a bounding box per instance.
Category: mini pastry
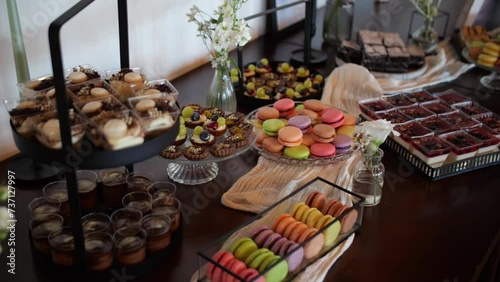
[210,143,235,157]
[182,106,206,129]
[288,115,312,134]
[254,87,272,100]
[332,134,353,154]
[92,111,144,150]
[224,133,248,148]
[274,86,295,100]
[225,112,245,127]
[183,145,209,160]
[205,117,227,136]
[277,126,303,147]
[255,58,272,74]
[190,126,215,147]
[261,72,279,80]
[229,122,253,136]
[31,110,87,149]
[276,62,294,74]
[312,124,336,143]
[273,98,296,118]
[160,145,183,159]
[243,64,256,78]
[295,66,310,81]
[321,108,345,128]
[68,71,88,84]
[202,107,225,121]
[280,73,297,83]
[262,119,286,136]
[173,122,187,145]
[283,145,310,159]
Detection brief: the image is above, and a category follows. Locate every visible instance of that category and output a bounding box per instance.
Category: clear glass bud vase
[352,148,385,207]
[207,66,237,113]
[323,0,354,45]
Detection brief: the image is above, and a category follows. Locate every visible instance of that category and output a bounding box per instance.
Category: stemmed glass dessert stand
[462,47,500,91]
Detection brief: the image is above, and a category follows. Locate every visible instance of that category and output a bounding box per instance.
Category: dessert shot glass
[76,170,98,214]
[82,213,112,234]
[151,197,181,231]
[113,226,147,266]
[122,192,152,215]
[126,171,154,193]
[43,181,71,223]
[48,227,75,267]
[100,167,129,209]
[29,197,61,218]
[147,181,177,200]
[111,208,143,232]
[141,214,172,254]
[84,231,114,271]
[29,214,64,255]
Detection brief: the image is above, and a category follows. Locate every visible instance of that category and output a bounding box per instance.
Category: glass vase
[323,0,354,45]
[411,18,439,54]
[206,66,237,113]
[352,148,385,207]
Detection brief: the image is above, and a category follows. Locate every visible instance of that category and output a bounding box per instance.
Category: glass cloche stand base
[463,48,500,91]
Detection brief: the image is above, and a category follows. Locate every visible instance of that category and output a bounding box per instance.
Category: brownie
[338,40,362,64]
[363,45,387,72]
[382,32,405,48]
[359,30,383,45]
[386,47,410,73]
[407,45,425,68]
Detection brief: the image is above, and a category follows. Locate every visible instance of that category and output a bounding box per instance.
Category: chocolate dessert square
[363,45,387,72]
[385,47,409,72]
[359,30,383,45]
[382,32,405,47]
[338,40,362,64]
[407,45,425,68]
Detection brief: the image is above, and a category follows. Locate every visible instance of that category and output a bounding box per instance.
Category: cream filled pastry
[93,112,144,150]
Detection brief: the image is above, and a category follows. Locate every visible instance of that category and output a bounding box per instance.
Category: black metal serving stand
[11,0,179,279]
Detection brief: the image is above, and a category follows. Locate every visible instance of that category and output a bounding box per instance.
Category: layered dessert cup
[147,181,177,199]
[134,79,179,100]
[29,214,64,255]
[126,171,154,193]
[48,227,76,266]
[111,208,143,232]
[105,67,147,102]
[475,112,500,137]
[84,231,114,271]
[141,214,172,254]
[82,213,112,234]
[452,101,491,118]
[418,116,457,135]
[404,90,437,103]
[64,64,104,85]
[113,226,147,266]
[151,197,181,232]
[398,105,435,119]
[4,95,54,138]
[420,100,455,115]
[100,167,129,209]
[439,130,482,161]
[411,136,451,167]
[43,181,71,223]
[128,93,179,137]
[17,74,56,98]
[434,89,470,105]
[464,126,500,154]
[383,93,416,107]
[68,79,115,103]
[359,98,394,120]
[122,192,152,216]
[73,95,127,120]
[76,170,98,214]
[28,197,61,218]
[393,121,433,150]
[439,112,480,129]
[88,110,145,150]
[375,109,412,124]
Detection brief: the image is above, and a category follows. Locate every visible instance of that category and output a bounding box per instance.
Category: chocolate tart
[210,143,236,157]
[160,145,183,159]
[229,122,254,137]
[224,133,249,148]
[183,146,209,160]
[225,112,245,127]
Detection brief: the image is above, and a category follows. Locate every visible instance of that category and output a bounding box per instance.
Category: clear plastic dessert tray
[196,177,364,282]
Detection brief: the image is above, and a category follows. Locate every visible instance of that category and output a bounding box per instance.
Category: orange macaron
[262,137,284,154]
[257,107,280,123]
[278,126,303,147]
[312,124,336,143]
[303,99,324,114]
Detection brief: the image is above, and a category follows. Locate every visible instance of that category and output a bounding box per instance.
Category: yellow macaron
[483,47,500,57]
[485,42,500,52]
[478,59,495,67]
[478,53,497,63]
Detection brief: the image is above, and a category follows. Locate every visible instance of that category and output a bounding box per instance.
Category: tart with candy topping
[160,145,183,159]
[229,122,254,137]
[183,145,209,160]
[225,112,245,127]
[210,143,236,157]
[224,133,249,148]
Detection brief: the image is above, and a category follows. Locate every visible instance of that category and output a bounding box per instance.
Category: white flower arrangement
[353,119,399,156]
[187,0,252,69]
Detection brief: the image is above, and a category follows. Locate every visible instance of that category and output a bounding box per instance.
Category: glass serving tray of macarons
[246,99,357,165]
[196,177,364,282]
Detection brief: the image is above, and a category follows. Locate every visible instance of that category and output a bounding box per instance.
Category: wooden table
[1,3,500,282]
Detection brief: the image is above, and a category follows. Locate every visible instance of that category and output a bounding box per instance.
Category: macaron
[244,248,271,267]
[253,229,275,246]
[343,113,357,126]
[291,202,308,220]
[262,119,286,136]
[303,99,324,113]
[478,53,496,67]
[272,214,293,233]
[322,108,345,128]
[322,199,344,216]
[305,209,324,228]
[316,215,341,247]
[278,126,303,147]
[270,237,288,255]
[231,237,259,262]
[310,143,337,158]
[298,227,324,259]
[263,256,288,282]
[337,125,355,137]
[250,225,271,239]
[239,268,265,282]
[257,107,280,123]
[273,98,296,118]
[301,207,320,224]
[248,249,274,270]
[288,222,309,243]
[207,251,229,280]
[288,115,312,134]
[262,233,283,250]
[282,221,303,239]
[297,108,319,124]
[279,242,304,273]
[284,145,310,159]
[332,134,353,154]
[209,251,235,282]
[223,259,247,282]
[305,191,327,211]
[255,128,270,147]
[274,215,296,235]
[312,124,336,143]
[301,133,316,147]
[262,137,284,154]
[335,206,359,234]
[68,71,88,83]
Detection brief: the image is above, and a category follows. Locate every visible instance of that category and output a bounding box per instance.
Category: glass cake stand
[462,47,500,91]
[160,127,256,186]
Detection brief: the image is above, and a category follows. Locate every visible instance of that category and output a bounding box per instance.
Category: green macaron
[264,256,289,282]
[231,237,258,262]
[284,144,310,159]
[262,119,286,136]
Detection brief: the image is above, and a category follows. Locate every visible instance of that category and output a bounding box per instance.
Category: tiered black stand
[11,0,179,279]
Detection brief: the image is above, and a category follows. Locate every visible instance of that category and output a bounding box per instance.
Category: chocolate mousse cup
[29,214,64,255]
[82,213,112,234]
[151,197,181,231]
[48,227,76,266]
[76,170,98,214]
[43,181,71,223]
[85,232,114,271]
[111,208,143,232]
[141,214,172,254]
[126,171,154,193]
[100,167,129,209]
[122,192,152,215]
[147,181,177,200]
[29,197,61,218]
[114,226,147,266]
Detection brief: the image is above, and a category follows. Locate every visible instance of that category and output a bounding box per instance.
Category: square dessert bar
[359,30,383,45]
[475,112,500,137]
[383,32,405,48]
[452,101,490,118]
[406,45,425,68]
[411,136,451,167]
[439,130,482,161]
[386,47,410,73]
[464,126,500,154]
[338,40,362,64]
[362,45,387,72]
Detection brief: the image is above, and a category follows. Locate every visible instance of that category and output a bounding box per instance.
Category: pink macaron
[273,98,296,118]
[310,143,337,158]
[322,108,345,128]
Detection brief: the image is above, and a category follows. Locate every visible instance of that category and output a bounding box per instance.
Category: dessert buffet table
[2,5,500,282]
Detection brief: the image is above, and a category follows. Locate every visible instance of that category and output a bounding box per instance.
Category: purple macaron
[250,225,271,240]
[270,237,289,254]
[254,229,274,246]
[280,241,304,273]
[288,115,312,134]
[263,232,282,249]
[333,134,353,154]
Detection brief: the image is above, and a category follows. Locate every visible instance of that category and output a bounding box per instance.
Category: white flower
[355,119,396,147]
